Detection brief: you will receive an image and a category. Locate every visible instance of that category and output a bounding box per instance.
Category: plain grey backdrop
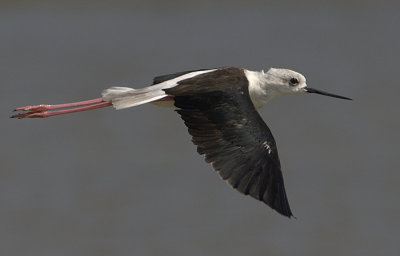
[1,1,399,255]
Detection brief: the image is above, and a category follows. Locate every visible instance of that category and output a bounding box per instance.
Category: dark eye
[289,78,299,86]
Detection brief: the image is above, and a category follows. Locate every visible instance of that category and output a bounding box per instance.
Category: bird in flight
[12,67,351,218]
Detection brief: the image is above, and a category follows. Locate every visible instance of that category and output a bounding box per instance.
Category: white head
[264,68,308,95]
[246,68,351,109]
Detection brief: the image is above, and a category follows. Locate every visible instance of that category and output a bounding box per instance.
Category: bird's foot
[14,104,50,112]
[11,104,50,118]
[11,111,49,119]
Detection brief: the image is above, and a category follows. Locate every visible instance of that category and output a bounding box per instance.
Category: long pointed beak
[306,87,352,100]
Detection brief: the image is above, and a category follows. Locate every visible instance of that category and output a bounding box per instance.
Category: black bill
[306,88,352,100]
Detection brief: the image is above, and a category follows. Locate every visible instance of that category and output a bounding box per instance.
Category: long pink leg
[12,95,174,119]
[11,98,112,119]
[14,97,105,112]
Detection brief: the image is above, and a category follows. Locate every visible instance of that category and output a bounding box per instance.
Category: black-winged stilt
[12,67,351,217]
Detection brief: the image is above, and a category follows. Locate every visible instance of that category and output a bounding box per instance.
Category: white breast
[244,69,271,109]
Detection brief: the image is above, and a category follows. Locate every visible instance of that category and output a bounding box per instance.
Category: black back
[152,69,209,85]
[164,67,293,217]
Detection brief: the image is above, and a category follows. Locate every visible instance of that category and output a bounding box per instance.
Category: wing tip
[261,181,294,218]
[279,208,295,219]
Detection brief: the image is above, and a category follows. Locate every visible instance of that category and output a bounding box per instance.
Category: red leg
[14,97,105,112]
[11,98,112,119]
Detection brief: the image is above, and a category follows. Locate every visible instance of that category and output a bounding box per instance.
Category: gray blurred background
[1,1,399,255]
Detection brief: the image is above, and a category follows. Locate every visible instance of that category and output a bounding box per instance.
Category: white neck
[244,69,282,109]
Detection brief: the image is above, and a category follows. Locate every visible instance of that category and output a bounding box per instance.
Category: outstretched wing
[164,68,293,217]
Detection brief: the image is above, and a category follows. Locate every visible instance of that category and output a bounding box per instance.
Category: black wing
[165,68,293,217]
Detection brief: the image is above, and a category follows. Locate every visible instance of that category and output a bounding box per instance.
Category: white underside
[102,69,216,110]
